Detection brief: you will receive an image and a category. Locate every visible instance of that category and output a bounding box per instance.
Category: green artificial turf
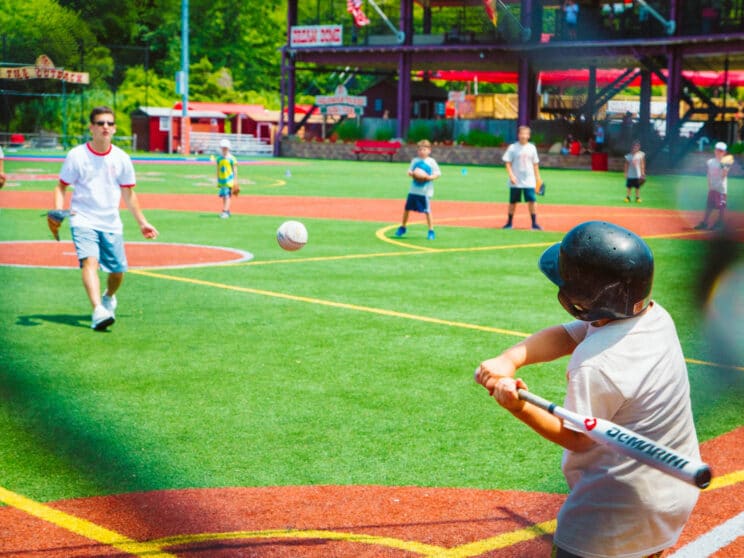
[0,155,742,503]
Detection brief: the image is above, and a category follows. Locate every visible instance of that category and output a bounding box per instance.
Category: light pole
[180,0,190,155]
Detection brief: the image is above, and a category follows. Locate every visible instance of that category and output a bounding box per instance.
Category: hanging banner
[483,0,498,26]
[0,54,89,84]
[290,25,343,47]
[347,0,370,27]
[316,85,367,117]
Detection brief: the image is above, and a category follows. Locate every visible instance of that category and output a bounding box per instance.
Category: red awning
[424,69,744,88]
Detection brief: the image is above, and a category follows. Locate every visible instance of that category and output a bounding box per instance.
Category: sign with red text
[290,25,343,48]
[0,55,89,84]
[316,85,367,117]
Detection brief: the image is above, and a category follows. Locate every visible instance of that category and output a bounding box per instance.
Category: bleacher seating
[190,132,272,156]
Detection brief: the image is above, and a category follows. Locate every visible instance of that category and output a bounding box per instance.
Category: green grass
[0,155,742,503]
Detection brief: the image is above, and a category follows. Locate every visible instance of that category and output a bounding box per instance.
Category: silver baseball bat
[518,389,712,489]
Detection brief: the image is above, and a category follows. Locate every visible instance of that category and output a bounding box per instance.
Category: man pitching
[53,106,158,330]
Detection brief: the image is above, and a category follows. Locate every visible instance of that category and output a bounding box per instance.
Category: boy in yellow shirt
[216,139,239,218]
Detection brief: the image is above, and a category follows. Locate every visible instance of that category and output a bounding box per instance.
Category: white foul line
[667,511,744,558]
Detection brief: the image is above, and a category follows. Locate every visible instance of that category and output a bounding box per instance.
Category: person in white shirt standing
[54,106,159,330]
[695,141,731,231]
[502,126,543,230]
[623,140,646,203]
[475,221,700,558]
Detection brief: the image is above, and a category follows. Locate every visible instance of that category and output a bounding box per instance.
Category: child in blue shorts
[395,140,441,240]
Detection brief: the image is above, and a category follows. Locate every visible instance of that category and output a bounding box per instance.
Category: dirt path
[3,190,741,237]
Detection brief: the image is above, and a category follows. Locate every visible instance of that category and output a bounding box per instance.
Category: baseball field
[0,154,742,557]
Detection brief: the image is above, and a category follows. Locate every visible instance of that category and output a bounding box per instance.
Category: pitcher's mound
[0,241,254,269]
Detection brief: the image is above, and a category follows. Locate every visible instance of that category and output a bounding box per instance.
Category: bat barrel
[516,389,712,489]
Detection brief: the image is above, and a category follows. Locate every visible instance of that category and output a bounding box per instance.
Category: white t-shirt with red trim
[59,143,136,234]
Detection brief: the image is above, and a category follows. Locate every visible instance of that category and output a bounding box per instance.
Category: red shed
[131,106,226,152]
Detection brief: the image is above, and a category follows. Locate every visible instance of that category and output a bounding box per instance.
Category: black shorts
[626,178,643,188]
[509,187,537,203]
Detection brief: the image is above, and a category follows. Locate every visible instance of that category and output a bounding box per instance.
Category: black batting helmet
[539,221,654,321]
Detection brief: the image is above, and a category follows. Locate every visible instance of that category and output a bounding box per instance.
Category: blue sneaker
[531,223,542,230]
[394,226,406,237]
[502,223,512,229]
[427,230,435,241]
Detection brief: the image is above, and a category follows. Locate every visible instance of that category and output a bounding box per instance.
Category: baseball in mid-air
[276,220,308,251]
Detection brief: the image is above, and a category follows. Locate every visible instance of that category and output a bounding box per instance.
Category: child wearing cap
[394,139,441,240]
[695,141,730,230]
[216,139,239,218]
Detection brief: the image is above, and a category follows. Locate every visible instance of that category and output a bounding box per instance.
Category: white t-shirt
[555,302,700,558]
[502,142,539,188]
[408,156,441,198]
[59,143,136,234]
[0,145,4,159]
[625,151,645,179]
[707,158,727,194]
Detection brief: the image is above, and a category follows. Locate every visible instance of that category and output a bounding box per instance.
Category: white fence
[190,132,272,156]
[0,132,135,151]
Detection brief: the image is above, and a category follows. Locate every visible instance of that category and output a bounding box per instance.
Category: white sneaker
[220,211,230,219]
[91,305,115,331]
[102,294,117,316]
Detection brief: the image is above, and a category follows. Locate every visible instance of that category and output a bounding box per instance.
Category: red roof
[173,101,265,114]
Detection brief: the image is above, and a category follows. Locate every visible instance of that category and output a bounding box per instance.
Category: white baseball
[276,220,308,251]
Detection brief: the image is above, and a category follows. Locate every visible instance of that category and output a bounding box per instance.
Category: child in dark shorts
[395,140,441,240]
[695,142,731,230]
[624,140,646,203]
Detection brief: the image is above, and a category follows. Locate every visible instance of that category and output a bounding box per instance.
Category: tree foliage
[2,0,292,135]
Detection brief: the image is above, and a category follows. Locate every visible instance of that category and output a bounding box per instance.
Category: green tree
[189,0,284,92]
[0,0,112,86]
[0,0,114,133]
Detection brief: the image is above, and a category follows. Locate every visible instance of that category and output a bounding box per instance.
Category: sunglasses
[94,121,115,127]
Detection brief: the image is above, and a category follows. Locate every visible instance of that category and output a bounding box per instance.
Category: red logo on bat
[584,418,597,431]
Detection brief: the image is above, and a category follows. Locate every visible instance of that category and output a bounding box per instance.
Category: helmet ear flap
[558,290,588,320]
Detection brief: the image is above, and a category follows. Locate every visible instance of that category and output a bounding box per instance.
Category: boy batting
[475,221,701,558]
[52,106,159,330]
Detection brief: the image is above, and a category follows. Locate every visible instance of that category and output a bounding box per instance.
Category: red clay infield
[0,428,740,557]
[3,190,743,238]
